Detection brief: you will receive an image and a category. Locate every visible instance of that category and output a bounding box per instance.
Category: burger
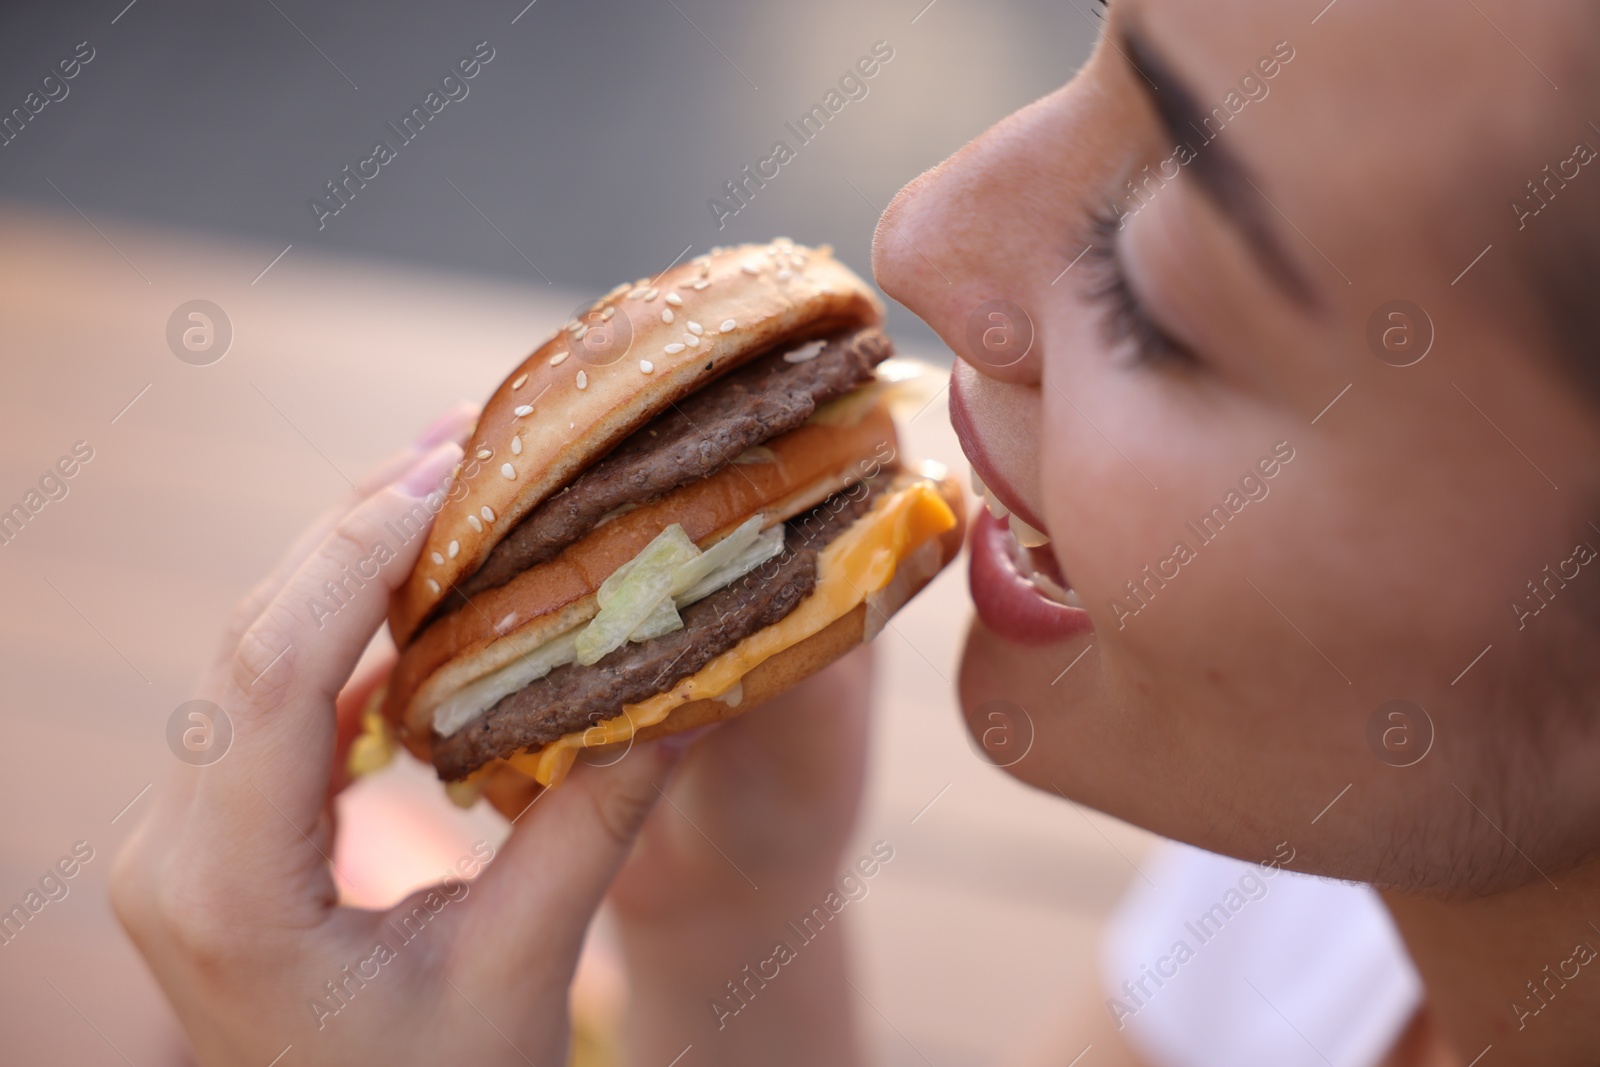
[375,239,965,817]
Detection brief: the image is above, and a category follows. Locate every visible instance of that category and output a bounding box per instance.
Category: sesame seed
[467,514,483,532]
[427,578,441,595]
[481,506,496,522]
[720,319,737,332]
[766,247,779,257]
[693,255,712,266]
[643,288,659,301]
[684,333,700,347]
[661,309,675,324]
[818,285,834,295]
[511,373,528,390]
[665,292,683,307]
[565,320,582,332]
[501,463,516,479]
[572,324,589,341]
[665,342,686,354]
[448,540,460,558]
[691,280,711,290]
[601,306,616,320]
[639,359,654,373]
[687,321,703,335]
[476,448,492,460]
[777,269,793,282]
[514,405,533,417]
[496,613,517,633]
[741,262,761,275]
[551,351,570,367]
[511,435,522,455]
[783,340,827,363]
[628,288,648,300]
[432,551,445,565]
[576,370,588,390]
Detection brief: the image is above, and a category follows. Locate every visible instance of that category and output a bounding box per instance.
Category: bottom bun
[471,467,964,820]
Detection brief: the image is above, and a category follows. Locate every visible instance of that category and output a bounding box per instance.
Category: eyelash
[1081,207,1193,370]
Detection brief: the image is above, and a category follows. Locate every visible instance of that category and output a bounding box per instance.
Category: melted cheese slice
[499,478,956,787]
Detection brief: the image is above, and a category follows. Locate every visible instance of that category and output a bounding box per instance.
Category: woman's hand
[609,646,873,919]
[111,406,690,1067]
[607,644,875,1067]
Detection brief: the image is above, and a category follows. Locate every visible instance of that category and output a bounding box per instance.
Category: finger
[215,401,479,659]
[448,738,691,987]
[187,441,464,881]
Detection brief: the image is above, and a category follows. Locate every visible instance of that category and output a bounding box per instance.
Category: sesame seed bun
[388,240,882,647]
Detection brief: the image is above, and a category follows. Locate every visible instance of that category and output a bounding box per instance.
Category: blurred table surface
[0,203,1155,1066]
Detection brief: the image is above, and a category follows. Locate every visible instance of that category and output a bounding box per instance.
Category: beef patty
[434,327,892,619]
[431,478,892,781]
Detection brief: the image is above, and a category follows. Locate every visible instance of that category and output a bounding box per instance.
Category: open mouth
[970,468,1081,607]
[967,470,1091,644]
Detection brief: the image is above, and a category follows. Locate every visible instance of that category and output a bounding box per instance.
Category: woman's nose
[873,56,1131,386]
[871,92,1075,387]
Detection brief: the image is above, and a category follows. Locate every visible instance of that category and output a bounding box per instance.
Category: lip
[948,371,1050,535]
[969,508,1093,645]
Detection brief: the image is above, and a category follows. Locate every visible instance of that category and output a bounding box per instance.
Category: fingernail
[412,402,479,451]
[398,441,463,497]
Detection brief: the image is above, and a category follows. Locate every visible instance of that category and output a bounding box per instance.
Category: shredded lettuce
[579,525,697,665]
[676,522,784,604]
[627,596,685,643]
[432,630,581,738]
[436,515,790,735]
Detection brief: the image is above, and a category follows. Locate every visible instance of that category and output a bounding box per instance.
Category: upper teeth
[970,468,1049,546]
[1008,513,1051,549]
[969,470,1011,521]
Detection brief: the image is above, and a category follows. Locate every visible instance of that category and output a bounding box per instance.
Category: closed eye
[1081,207,1196,370]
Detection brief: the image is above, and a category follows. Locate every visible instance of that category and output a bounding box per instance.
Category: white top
[1100,841,1423,1067]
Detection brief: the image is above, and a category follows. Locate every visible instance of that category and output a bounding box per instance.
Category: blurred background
[0,2,1159,1064]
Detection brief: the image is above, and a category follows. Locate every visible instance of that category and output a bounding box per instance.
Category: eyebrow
[1119,23,1317,309]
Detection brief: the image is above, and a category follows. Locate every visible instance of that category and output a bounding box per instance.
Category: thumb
[454,735,695,980]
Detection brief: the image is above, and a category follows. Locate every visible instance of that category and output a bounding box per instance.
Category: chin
[956,615,1285,868]
[955,614,1099,796]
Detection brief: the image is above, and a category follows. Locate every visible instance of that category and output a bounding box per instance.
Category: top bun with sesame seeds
[379,239,964,796]
[389,240,883,647]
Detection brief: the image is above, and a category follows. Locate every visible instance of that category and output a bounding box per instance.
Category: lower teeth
[1029,571,1083,608]
[1003,527,1081,608]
